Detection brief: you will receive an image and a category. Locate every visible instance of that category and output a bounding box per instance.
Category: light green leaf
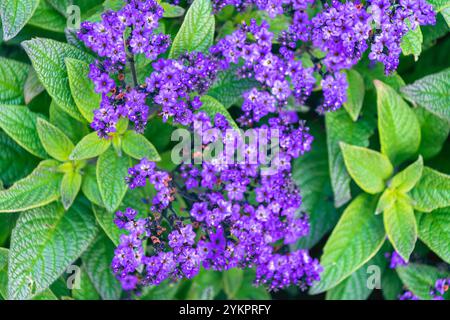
[169,0,215,58]
[8,202,98,300]
[22,38,92,121]
[223,268,244,299]
[417,208,450,264]
[97,147,130,212]
[343,69,365,121]
[66,58,100,123]
[375,80,421,165]
[28,0,66,33]
[60,171,82,210]
[340,143,393,194]
[376,188,396,215]
[325,108,375,207]
[0,104,47,158]
[161,3,185,18]
[426,0,450,12]
[384,194,417,261]
[391,156,424,193]
[0,160,62,213]
[24,68,44,104]
[413,107,450,159]
[396,263,449,300]
[0,57,29,104]
[81,164,103,207]
[92,205,121,246]
[401,68,450,121]
[199,95,239,130]
[37,118,75,162]
[49,100,89,143]
[122,131,161,161]
[401,24,423,60]
[410,167,450,212]
[72,266,100,300]
[82,232,122,300]
[70,132,111,160]
[310,194,385,294]
[0,0,40,40]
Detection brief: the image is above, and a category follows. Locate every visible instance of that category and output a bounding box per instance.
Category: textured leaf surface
[49,100,89,144]
[340,143,393,194]
[0,0,40,40]
[122,131,161,161]
[60,171,82,210]
[169,0,215,58]
[0,57,29,104]
[24,68,45,104]
[401,68,450,121]
[81,164,103,207]
[70,132,111,160]
[82,232,122,300]
[97,147,130,212]
[0,104,47,158]
[37,118,74,161]
[375,80,421,165]
[343,69,365,121]
[66,58,100,123]
[8,202,98,300]
[391,156,423,193]
[410,167,450,212]
[417,208,450,264]
[22,38,92,121]
[0,160,62,213]
[199,95,239,130]
[310,194,385,294]
[401,25,423,60]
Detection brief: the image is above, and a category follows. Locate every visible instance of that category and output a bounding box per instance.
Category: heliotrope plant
[0,0,449,301]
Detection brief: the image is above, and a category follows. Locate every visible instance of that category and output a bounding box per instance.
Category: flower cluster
[399,278,449,300]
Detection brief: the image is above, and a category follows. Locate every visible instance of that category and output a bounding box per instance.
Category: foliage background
[0,0,449,300]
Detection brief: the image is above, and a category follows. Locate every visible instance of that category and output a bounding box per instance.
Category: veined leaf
[375,80,421,165]
[60,171,82,210]
[72,266,100,300]
[82,232,122,300]
[122,131,161,161]
[410,167,450,212]
[0,0,40,41]
[24,68,45,104]
[343,69,365,121]
[169,0,215,58]
[401,68,450,121]
[0,160,62,213]
[70,132,111,160]
[8,202,98,300]
[81,164,103,207]
[22,38,92,121]
[340,143,393,194]
[161,3,185,18]
[384,194,417,262]
[0,104,47,158]
[65,58,100,123]
[28,0,67,33]
[417,208,450,264]
[310,194,385,294]
[199,95,239,130]
[37,118,75,162]
[401,24,423,61]
[49,100,89,143]
[97,147,130,212]
[0,57,29,104]
[391,156,423,193]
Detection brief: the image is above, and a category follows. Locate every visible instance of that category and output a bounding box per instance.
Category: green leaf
[8,202,98,300]
[355,60,405,91]
[70,132,111,160]
[169,0,215,58]
[49,100,89,143]
[207,65,259,108]
[22,38,92,121]
[401,24,423,61]
[396,263,449,300]
[340,143,393,194]
[28,0,67,33]
[141,281,180,300]
[384,194,417,261]
[60,171,82,210]
[0,212,17,246]
[93,205,121,246]
[401,68,450,121]
[417,208,450,264]
[375,80,421,165]
[376,188,396,215]
[310,194,385,294]
[223,268,244,299]
[381,267,404,300]
[72,266,100,300]
[343,69,365,121]
[82,232,122,300]
[24,68,44,104]
[292,123,339,249]
[0,160,62,213]
[0,104,47,158]
[414,107,450,159]
[81,164,103,207]
[391,156,424,193]
[122,131,161,161]
[0,0,40,40]
[161,3,185,18]
[37,118,75,162]
[66,58,101,123]
[199,95,239,130]
[97,147,130,212]
[410,167,450,212]
[325,108,375,207]
[0,57,29,104]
